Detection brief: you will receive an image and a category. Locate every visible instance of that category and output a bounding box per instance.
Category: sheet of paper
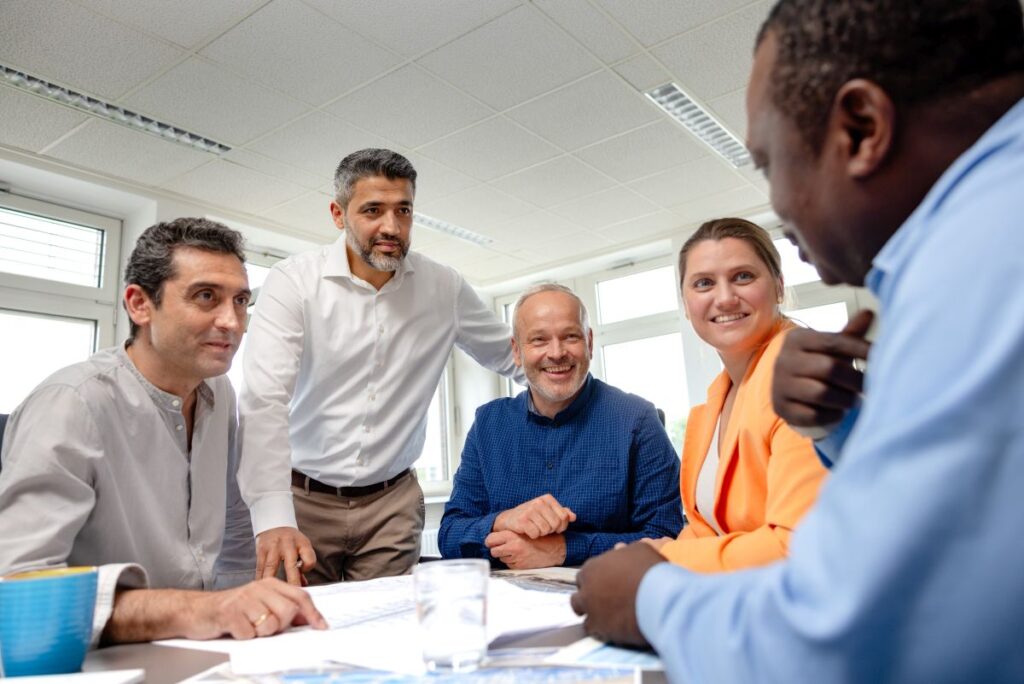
[155,574,583,676]
[547,637,663,671]
[14,670,144,684]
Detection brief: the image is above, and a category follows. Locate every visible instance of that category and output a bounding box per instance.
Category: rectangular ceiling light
[414,212,494,246]
[0,64,232,155]
[645,83,750,168]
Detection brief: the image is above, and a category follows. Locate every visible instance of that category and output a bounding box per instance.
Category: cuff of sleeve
[636,562,691,648]
[456,512,502,559]
[249,491,297,536]
[563,532,588,567]
[813,400,861,469]
[92,563,148,648]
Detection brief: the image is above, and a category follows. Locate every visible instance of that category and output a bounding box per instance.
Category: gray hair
[512,283,590,341]
[123,217,246,342]
[333,148,417,208]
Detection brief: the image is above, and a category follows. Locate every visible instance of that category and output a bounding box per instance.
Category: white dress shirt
[238,236,520,535]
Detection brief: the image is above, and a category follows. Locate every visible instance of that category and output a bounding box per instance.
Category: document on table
[155,574,582,675]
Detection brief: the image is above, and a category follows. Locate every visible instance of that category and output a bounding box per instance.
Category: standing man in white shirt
[239,148,521,585]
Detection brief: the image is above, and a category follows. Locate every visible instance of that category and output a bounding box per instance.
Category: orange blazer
[660,321,828,573]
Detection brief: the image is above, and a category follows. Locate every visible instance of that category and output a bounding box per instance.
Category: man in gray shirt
[0,218,325,645]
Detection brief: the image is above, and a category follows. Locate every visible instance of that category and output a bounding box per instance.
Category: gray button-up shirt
[0,346,254,637]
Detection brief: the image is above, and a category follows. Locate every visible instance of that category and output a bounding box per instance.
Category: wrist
[492,510,509,532]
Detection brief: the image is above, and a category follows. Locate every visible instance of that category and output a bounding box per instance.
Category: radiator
[421,528,440,557]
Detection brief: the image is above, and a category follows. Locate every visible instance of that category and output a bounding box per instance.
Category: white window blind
[0,205,105,288]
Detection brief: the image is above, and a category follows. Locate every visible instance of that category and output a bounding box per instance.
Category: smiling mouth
[541,364,573,377]
[712,313,748,323]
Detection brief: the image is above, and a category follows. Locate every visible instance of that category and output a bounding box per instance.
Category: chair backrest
[656,408,666,427]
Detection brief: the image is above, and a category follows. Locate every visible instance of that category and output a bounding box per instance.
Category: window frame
[418,356,457,498]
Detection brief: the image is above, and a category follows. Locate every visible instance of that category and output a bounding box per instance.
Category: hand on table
[256,526,316,586]
[493,494,576,539]
[772,309,873,437]
[570,542,666,649]
[485,530,566,569]
[185,577,327,640]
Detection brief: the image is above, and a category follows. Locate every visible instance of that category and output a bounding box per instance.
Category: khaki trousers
[293,470,424,585]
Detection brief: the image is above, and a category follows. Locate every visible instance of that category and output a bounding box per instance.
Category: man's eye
[398,207,411,215]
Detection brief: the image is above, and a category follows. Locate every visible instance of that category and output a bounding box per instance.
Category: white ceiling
[0,0,774,286]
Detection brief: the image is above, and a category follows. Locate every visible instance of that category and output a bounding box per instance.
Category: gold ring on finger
[252,612,270,628]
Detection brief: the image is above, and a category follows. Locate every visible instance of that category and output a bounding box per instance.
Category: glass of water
[413,559,489,673]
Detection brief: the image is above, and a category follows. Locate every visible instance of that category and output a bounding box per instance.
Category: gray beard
[345,227,405,272]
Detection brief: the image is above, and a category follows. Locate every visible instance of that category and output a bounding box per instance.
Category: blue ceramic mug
[0,567,97,676]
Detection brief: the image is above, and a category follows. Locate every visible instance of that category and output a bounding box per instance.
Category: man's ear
[586,328,594,356]
[124,284,153,330]
[511,336,523,368]
[829,78,895,179]
[329,200,346,232]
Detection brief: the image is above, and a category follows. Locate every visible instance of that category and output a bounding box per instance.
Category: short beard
[344,222,408,273]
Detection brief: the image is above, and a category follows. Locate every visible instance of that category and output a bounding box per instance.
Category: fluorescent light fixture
[414,212,494,246]
[0,64,232,155]
[645,83,751,168]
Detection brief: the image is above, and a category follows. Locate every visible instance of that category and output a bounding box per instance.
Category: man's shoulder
[474,394,524,422]
[30,347,126,397]
[406,250,461,284]
[589,378,657,416]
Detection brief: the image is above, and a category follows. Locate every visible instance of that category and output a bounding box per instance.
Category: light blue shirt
[636,98,1024,683]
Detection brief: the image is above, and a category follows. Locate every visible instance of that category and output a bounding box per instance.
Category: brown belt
[291,468,411,498]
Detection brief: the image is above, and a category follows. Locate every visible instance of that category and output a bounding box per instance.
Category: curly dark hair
[757,0,1024,151]
[123,217,246,341]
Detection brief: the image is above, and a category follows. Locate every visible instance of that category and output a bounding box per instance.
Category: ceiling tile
[200,0,401,105]
[326,65,493,149]
[458,252,532,283]
[534,0,638,63]
[628,156,746,207]
[490,156,616,209]
[247,111,391,177]
[417,185,535,235]
[708,88,749,141]
[593,0,754,46]
[418,117,560,182]
[671,184,769,226]
[596,209,684,243]
[401,153,478,205]
[74,0,267,50]
[417,5,600,111]
[301,0,520,59]
[262,191,338,239]
[0,0,186,100]
[506,71,660,151]
[221,148,324,190]
[737,165,769,195]
[487,211,586,250]
[575,121,708,183]
[123,57,310,146]
[0,86,89,153]
[414,234,501,268]
[549,186,660,230]
[45,119,213,186]
[612,53,673,92]
[161,160,308,213]
[651,2,771,102]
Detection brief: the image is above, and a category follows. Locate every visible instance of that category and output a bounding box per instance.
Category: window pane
[0,309,96,413]
[246,263,272,291]
[415,379,449,482]
[0,206,105,288]
[602,333,688,453]
[786,302,849,332]
[597,266,677,324]
[773,237,820,287]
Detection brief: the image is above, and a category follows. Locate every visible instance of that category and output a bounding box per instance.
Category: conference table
[83,622,669,682]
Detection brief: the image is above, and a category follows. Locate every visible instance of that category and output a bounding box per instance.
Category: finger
[804,329,872,362]
[564,507,577,523]
[776,400,848,428]
[523,518,544,539]
[614,542,627,550]
[841,309,874,338]
[263,579,327,630]
[569,590,586,616]
[298,539,317,573]
[281,542,301,587]
[261,542,282,581]
[485,532,502,548]
[786,375,863,410]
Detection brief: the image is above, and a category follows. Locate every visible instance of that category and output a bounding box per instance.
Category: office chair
[656,408,666,427]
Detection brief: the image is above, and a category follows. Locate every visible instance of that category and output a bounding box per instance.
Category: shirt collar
[322,235,416,290]
[117,344,214,412]
[525,374,595,425]
[867,97,1024,295]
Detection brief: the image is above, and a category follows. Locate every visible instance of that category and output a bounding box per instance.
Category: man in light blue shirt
[571,1,1024,681]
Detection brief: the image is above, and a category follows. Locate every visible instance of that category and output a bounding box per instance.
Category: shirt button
[176,424,184,431]
[378,324,384,334]
[363,425,370,433]
[369,393,376,401]
[172,399,181,408]
[546,462,553,470]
